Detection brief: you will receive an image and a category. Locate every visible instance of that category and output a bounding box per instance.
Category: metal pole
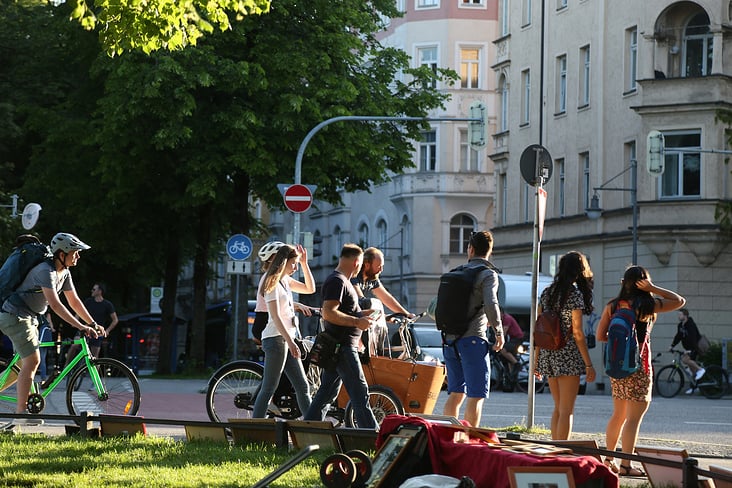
[527,148,545,429]
[232,274,239,361]
[399,228,405,303]
[292,115,483,245]
[631,159,638,265]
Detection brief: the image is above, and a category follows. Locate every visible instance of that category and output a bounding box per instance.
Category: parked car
[411,325,444,363]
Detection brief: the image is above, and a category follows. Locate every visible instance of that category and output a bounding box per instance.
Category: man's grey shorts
[0,311,39,358]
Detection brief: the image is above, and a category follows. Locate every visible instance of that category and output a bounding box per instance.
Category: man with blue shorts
[442,230,504,427]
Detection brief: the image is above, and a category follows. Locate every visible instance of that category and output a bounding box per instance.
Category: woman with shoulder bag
[535,251,596,440]
[252,244,316,419]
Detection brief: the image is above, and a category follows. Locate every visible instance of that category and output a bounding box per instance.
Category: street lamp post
[585,159,638,265]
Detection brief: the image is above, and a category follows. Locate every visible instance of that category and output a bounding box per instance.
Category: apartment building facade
[491,0,732,350]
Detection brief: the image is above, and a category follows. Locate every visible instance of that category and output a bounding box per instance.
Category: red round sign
[283,184,313,213]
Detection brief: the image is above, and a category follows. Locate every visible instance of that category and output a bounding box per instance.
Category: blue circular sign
[226,234,252,261]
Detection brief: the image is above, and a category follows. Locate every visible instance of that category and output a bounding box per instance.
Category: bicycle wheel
[655,365,684,398]
[698,365,729,399]
[515,360,546,394]
[66,358,140,416]
[344,385,404,428]
[0,359,20,415]
[206,360,263,422]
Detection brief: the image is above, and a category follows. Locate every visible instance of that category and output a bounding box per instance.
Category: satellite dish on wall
[21,203,42,230]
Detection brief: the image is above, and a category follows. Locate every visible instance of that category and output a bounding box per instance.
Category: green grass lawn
[0,433,330,487]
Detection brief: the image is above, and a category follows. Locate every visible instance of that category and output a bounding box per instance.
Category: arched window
[499,74,509,132]
[358,222,369,249]
[683,12,713,77]
[449,214,476,254]
[376,219,388,250]
[333,225,342,256]
[400,215,411,257]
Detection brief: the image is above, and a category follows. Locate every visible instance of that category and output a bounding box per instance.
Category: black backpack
[0,236,53,306]
[434,262,495,336]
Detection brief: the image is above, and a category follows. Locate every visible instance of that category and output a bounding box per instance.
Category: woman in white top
[252,244,315,418]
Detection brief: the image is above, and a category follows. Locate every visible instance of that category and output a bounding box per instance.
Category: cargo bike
[205,313,446,427]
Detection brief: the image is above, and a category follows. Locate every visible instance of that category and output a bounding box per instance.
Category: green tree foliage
[68,0,271,55]
[3,0,456,371]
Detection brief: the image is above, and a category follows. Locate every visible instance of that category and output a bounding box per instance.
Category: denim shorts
[0,311,39,358]
[443,336,491,398]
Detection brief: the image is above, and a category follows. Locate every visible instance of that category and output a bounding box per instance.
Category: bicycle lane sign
[226,234,252,261]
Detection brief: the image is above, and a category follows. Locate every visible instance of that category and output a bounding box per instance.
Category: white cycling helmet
[50,232,91,254]
[257,241,285,262]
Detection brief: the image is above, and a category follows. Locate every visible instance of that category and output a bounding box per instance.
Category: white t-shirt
[260,276,297,341]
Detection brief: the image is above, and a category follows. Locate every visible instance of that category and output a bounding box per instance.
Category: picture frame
[365,434,416,488]
[507,466,576,488]
[634,445,688,488]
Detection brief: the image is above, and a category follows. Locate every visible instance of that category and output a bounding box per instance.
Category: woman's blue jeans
[253,335,311,418]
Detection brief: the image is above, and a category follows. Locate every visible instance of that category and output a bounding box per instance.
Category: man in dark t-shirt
[304,243,379,429]
[64,282,118,364]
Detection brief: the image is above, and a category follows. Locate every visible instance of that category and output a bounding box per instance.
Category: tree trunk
[189,203,214,370]
[157,231,181,374]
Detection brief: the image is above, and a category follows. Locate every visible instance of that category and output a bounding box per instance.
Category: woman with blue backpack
[596,265,685,477]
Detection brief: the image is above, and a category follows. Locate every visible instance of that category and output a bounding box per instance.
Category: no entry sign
[283,184,313,213]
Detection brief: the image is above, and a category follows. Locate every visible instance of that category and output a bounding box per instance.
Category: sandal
[618,465,646,477]
[603,458,619,474]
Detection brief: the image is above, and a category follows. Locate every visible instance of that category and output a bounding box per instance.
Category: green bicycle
[0,336,141,419]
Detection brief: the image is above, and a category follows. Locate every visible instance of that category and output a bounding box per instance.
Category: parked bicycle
[0,336,141,419]
[655,348,729,399]
[488,341,546,394]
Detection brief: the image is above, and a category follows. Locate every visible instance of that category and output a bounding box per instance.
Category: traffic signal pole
[291,108,486,244]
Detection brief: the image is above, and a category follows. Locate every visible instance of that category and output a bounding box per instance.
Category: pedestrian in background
[597,265,685,476]
[535,251,596,441]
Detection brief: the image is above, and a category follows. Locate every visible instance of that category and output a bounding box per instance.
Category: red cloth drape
[377,415,618,488]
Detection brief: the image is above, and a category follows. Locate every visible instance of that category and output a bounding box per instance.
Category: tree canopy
[1,0,456,370]
[68,0,271,55]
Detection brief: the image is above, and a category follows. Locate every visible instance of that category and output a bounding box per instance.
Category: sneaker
[695,368,706,381]
[685,388,694,395]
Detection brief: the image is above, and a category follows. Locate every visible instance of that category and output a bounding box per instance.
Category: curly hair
[546,251,594,314]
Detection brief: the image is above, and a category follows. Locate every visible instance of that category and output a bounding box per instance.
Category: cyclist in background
[498,310,524,375]
[0,233,102,430]
[670,308,705,390]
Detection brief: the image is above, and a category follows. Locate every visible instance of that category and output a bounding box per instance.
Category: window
[500,173,508,224]
[358,222,369,249]
[400,215,411,257]
[333,225,343,256]
[556,158,565,216]
[418,46,438,89]
[522,0,531,26]
[683,12,713,77]
[461,0,484,5]
[581,152,591,210]
[579,45,590,107]
[556,0,567,9]
[449,214,476,253]
[313,230,322,262]
[523,183,531,223]
[521,69,531,125]
[661,131,701,198]
[499,74,509,132]
[417,0,439,9]
[460,130,479,172]
[376,219,388,249]
[626,27,638,92]
[419,130,437,171]
[460,47,481,89]
[556,55,567,114]
[500,0,509,36]
[396,0,406,11]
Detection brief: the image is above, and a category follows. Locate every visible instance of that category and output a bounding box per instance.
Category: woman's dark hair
[611,265,656,321]
[546,251,594,314]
